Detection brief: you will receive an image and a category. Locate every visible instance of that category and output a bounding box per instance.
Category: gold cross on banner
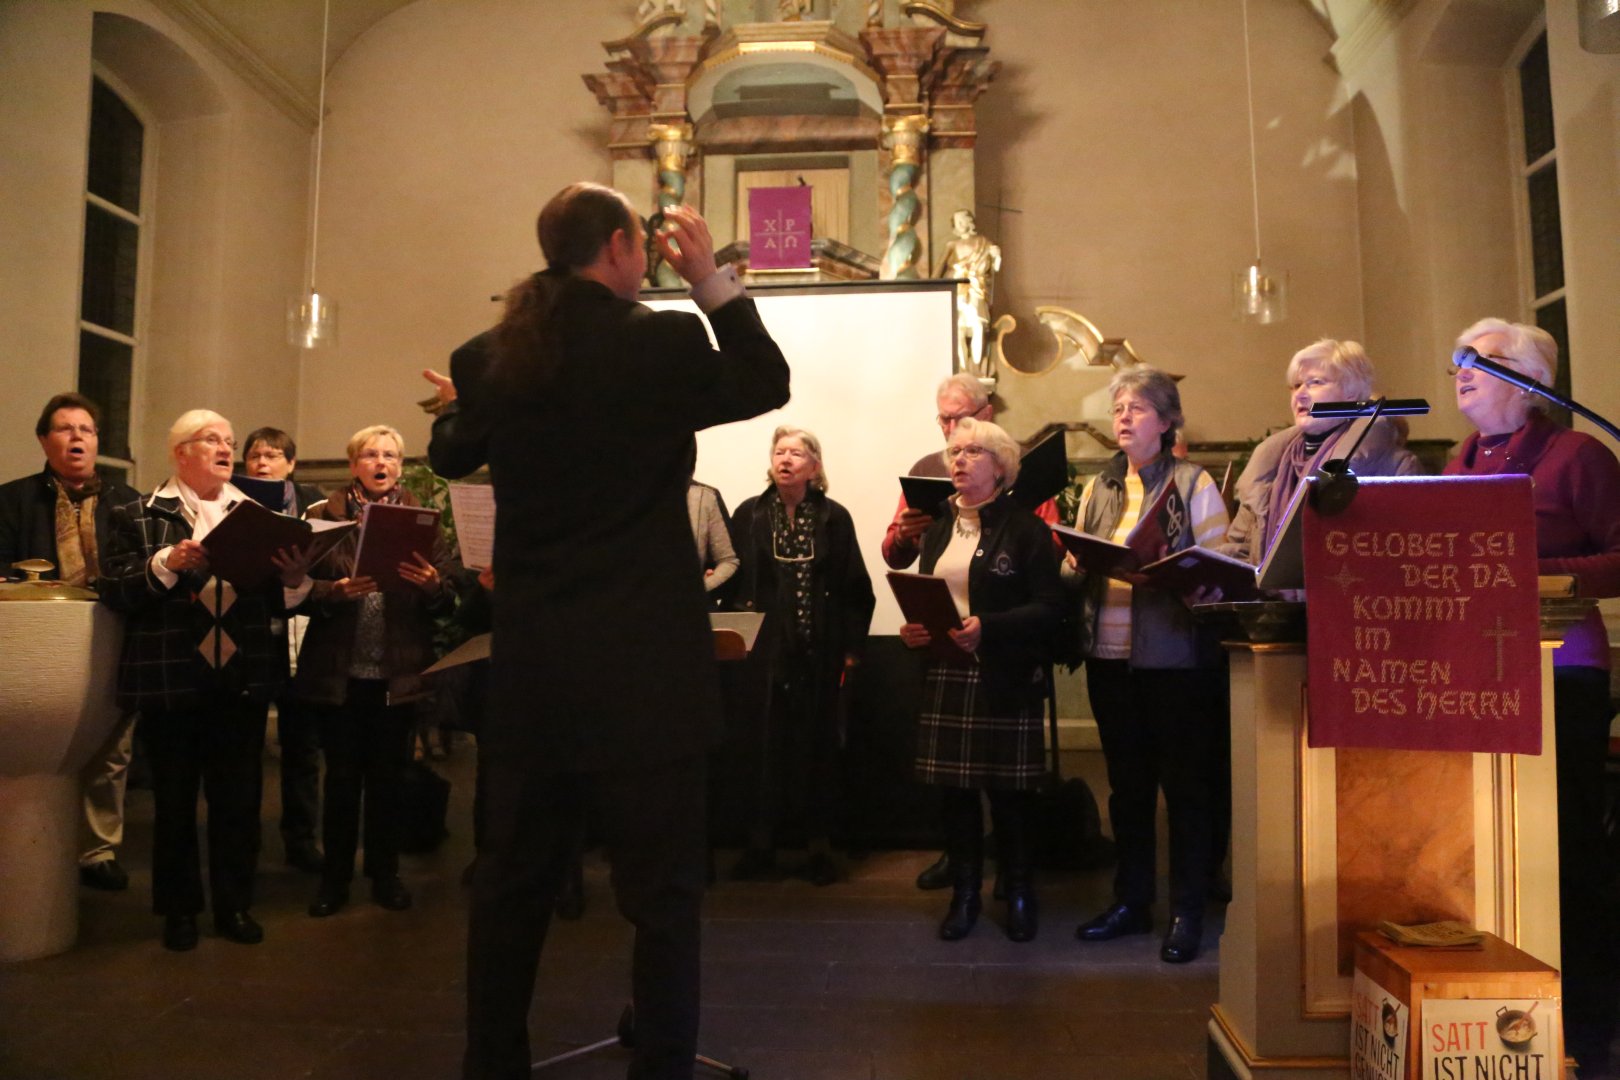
[1481,614,1518,681]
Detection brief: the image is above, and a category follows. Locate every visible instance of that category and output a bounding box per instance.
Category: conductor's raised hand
[421,368,456,406]
[653,205,719,285]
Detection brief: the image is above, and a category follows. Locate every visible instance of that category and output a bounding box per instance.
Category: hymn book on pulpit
[200,499,355,589]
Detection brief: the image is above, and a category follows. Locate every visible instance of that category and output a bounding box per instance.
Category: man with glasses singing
[0,393,139,890]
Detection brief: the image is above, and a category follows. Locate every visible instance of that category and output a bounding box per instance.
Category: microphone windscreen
[1452,345,1480,370]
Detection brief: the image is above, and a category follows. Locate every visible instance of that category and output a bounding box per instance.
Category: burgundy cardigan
[1444,412,1620,669]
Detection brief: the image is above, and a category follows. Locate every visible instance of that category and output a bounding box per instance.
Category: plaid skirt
[913,660,1045,790]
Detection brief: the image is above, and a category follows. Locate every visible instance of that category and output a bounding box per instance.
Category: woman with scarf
[295,424,457,918]
[899,418,1063,942]
[730,425,874,885]
[1070,368,1231,964]
[1223,338,1421,565]
[1444,318,1620,1076]
[99,409,312,950]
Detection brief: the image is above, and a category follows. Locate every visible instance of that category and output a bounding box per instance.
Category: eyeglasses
[182,433,236,451]
[48,423,97,438]
[1111,401,1159,419]
[245,447,287,462]
[772,531,815,564]
[356,449,402,464]
[945,444,989,461]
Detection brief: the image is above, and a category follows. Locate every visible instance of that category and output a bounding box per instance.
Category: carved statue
[778,0,813,19]
[636,0,687,30]
[936,209,1002,378]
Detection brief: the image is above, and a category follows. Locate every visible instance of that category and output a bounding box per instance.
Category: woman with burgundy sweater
[1445,317,1620,1078]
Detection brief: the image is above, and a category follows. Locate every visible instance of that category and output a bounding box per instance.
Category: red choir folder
[201,499,355,590]
[353,503,441,593]
[886,571,974,663]
[1049,476,1180,578]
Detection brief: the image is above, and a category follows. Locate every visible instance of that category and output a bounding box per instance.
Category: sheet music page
[449,483,496,570]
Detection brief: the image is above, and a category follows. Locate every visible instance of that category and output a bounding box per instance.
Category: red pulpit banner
[1303,475,1541,753]
[748,186,812,270]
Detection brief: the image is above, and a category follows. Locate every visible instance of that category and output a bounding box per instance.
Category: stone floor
[0,741,1222,1080]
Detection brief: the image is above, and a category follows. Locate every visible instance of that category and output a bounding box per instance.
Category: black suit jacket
[427,330,496,478]
[0,465,139,581]
[439,278,789,773]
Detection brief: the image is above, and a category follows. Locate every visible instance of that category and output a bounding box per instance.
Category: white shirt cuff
[283,576,315,609]
[150,548,179,589]
[689,264,745,313]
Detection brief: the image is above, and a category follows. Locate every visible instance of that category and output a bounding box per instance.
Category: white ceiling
[180,0,418,101]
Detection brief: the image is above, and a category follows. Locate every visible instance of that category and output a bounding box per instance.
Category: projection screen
[645,279,957,635]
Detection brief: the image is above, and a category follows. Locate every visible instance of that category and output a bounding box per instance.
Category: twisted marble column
[881,114,930,280]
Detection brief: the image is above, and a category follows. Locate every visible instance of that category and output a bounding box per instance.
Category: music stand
[529,616,764,1080]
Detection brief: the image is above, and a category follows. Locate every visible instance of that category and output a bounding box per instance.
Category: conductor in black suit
[430,182,790,1080]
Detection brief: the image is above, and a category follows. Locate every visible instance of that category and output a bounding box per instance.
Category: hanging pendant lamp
[288,0,338,348]
[1232,0,1287,324]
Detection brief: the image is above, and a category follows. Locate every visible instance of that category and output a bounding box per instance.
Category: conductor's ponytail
[494,182,636,388]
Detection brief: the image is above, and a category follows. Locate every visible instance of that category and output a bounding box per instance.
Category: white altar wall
[645,281,956,636]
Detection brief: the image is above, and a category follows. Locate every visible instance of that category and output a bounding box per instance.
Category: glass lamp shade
[287,291,338,349]
[1580,0,1620,52]
[1233,261,1287,324]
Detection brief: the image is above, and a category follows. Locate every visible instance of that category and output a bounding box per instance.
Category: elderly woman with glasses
[293,424,458,919]
[730,425,874,884]
[100,410,313,951]
[1223,339,1420,565]
[898,418,1062,942]
[1069,367,1231,964]
[1444,318,1620,1074]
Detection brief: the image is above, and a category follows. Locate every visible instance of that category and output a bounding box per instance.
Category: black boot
[991,792,1037,942]
[1004,878,1038,943]
[915,851,952,890]
[938,865,982,941]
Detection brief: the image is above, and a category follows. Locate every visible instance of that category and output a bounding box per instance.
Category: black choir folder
[353,503,441,593]
[201,499,355,589]
[898,431,1069,514]
[885,571,974,663]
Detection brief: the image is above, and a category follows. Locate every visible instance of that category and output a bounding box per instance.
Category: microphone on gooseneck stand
[1306,396,1433,515]
[1452,346,1620,443]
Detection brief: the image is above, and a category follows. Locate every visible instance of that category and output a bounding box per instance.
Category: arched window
[1511,29,1570,424]
[78,73,147,484]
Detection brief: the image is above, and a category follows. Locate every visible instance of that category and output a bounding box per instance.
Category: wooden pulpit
[1207,476,1591,1079]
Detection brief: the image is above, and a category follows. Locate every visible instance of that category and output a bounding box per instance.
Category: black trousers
[1086,660,1223,915]
[316,679,413,886]
[464,755,707,1080]
[1553,666,1619,1069]
[750,650,840,848]
[142,694,267,917]
[277,695,321,852]
[941,786,1035,882]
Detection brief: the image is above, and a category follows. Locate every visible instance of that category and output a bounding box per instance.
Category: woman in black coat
[730,425,875,884]
[899,418,1062,942]
[293,423,457,919]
